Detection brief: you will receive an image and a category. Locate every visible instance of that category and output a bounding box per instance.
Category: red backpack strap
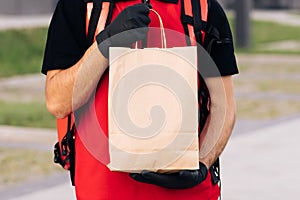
[86,1,112,44]
[54,113,76,184]
[181,0,221,187]
[54,0,112,173]
[181,0,209,46]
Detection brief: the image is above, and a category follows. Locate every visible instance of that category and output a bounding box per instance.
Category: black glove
[129,162,208,189]
[96,4,151,58]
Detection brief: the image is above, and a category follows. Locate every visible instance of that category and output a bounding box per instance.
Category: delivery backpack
[53,0,221,186]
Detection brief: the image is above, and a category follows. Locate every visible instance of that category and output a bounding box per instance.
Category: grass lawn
[252,20,300,45]
[234,78,300,94]
[0,147,62,186]
[234,55,300,119]
[0,18,299,128]
[0,101,56,129]
[228,18,300,54]
[0,19,300,77]
[237,98,300,119]
[0,28,48,77]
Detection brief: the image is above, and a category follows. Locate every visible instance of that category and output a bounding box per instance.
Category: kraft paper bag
[108,46,199,173]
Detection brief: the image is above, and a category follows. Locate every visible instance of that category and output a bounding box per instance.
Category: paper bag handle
[150,9,167,48]
[135,9,167,49]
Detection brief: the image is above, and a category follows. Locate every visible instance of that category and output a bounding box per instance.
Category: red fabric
[74,1,220,199]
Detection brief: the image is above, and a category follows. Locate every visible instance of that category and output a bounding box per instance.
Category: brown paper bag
[108,45,199,173]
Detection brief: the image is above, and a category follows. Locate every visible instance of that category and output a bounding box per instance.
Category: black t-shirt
[42,0,238,76]
[42,0,87,74]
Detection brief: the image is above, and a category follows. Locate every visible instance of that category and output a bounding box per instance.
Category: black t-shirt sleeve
[42,0,238,76]
[41,0,88,75]
[203,0,238,77]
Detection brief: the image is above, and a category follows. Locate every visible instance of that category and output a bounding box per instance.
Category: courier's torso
[74,1,220,199]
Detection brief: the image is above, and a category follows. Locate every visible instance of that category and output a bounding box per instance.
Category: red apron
[74,1,220,199]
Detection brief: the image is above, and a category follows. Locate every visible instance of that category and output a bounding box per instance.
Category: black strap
[180,0,221,189]
[105,1,115,27]
[198,76,209,131]
[191,0,203,46]
[180,0,191,46]
[203,21,221,53]
[86,0,115,45]
[68,122,76,186]
[205,22,220,39]
[87,0,103,46]
[210,158,220,185]
[53,114,76,185]
[67,0,115,186]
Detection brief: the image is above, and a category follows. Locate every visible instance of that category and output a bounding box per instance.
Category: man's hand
[129,162,208,189]
[96,4,151,58]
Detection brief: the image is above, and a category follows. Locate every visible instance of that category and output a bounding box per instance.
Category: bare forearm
[199,102,236,168]
[46,42,108,118]
[198,76,237,168]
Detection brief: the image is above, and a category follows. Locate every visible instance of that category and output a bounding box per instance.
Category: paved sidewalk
[222,117,300,200]
[0,9,300,31]
[0,125,56,150]
[0,74,45,103]
[2,117,299,200]
[0,15,51,30]
[9,182,76,200]
[252,10,300,27]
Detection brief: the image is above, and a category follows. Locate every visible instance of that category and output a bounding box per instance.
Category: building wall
[0,0,58,15]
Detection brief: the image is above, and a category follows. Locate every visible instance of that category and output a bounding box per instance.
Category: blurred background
[0,0,57,15]
[0,0,299,199]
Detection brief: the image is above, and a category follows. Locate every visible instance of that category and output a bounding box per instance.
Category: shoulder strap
[181,0,209,46]
[58,1,113,149]
[54,0,114,180]
[86,0,114,45]
[181,0,221,188]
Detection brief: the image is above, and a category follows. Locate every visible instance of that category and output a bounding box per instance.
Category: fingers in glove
[137,15,151,27]
[129,173,149,183]
[141,171,173,182]
[132,4,150,15]
[141,171,184,187]
[129,173,158,184]
[179,170,199,181]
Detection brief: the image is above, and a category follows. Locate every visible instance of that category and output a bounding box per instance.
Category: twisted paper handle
[135,9,167,49]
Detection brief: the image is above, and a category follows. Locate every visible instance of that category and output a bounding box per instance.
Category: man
[42,0,238,199]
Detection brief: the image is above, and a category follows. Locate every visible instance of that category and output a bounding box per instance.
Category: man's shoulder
[57,0,85,4]
[56,0,85,9]
[209,0,226,15]
[54,0,86,23]
[208,0,230,28]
